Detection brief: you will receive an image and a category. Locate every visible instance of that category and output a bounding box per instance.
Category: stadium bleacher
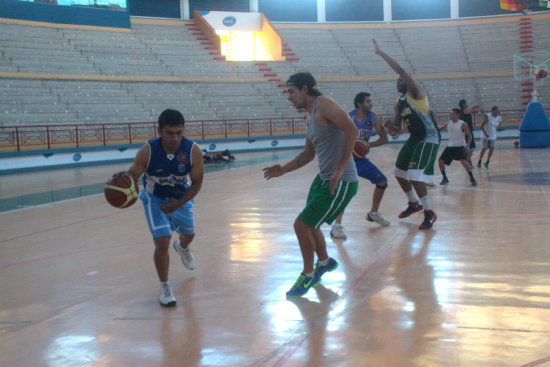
[0,13,549,127]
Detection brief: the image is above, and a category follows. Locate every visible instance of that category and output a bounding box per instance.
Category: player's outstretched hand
[263,165,284,180]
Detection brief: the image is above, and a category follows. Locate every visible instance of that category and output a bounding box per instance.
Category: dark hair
[354,92,371,109]
[458,99,466,109]
[452,108,461,115]
[491,106,499,112]
[286,72,322,96]
[158,109,185,129]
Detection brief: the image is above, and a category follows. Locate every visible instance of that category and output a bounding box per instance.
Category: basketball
[536,69,548,80]
[104,172,139,208]
[352,139,369,158]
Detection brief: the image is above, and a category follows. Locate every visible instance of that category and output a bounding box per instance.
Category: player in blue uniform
[330,92,390,239]
[118,109,204,307]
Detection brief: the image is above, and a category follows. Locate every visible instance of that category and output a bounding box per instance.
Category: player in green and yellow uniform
[373,39,440,229]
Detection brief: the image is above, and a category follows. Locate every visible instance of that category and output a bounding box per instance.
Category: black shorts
[439,146,467,165]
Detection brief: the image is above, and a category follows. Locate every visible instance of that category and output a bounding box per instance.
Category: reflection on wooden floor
[1,142,550,367]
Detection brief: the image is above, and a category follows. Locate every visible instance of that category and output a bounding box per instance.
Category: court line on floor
[0,152,300,247]
[0,240,139,271]
[435,185,550,194]
[525,152,550,208]
[0,150,300,214]
[0,205,140,246]
[0,192,105,215]
[271,231,401,367]
[518,156,550,367]
[520,355,550,367]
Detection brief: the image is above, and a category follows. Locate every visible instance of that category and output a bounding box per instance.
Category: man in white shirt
[438,108,477,186]
[477,106,502,168]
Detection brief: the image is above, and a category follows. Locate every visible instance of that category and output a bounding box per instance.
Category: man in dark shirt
[458,99,481,168]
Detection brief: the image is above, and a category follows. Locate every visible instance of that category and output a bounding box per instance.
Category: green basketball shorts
[298,174,358,229]
[394,139,439,183]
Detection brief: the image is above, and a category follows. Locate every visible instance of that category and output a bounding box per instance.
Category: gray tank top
[307,97,358,182]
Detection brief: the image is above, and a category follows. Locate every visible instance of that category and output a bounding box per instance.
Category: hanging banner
[500,0,524,10]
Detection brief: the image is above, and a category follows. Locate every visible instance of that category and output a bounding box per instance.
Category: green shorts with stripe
[299,175,358,229]
[394,139,439,183]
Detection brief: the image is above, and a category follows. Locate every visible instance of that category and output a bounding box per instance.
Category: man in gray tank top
[263,72,359,297]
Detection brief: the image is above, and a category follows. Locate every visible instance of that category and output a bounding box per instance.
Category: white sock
[420,195,432,211]
[406,190,418,203]
[318,258,330,266]
[160,281,169,288]
[304,271,315,277]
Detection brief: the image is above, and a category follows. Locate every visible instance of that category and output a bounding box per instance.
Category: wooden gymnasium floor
[1,141,550,367]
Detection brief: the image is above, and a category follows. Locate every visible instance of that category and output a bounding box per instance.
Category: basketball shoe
[470,177,478,186]
[419,210,437,230]
[330,223,347,239]
[286,272,321,297]
[440,178,449,185]
[314,257,339,278]
[398,201,423,218]
[159,281,176,307]
[173,240,195,270]
[366,211,390,226]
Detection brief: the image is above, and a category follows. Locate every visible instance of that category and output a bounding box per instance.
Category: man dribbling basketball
[330,92,391,240]
[117,109,204,307]
[263,72,358,297]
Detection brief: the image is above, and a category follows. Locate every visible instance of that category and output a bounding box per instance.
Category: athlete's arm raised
[373,39,426,100]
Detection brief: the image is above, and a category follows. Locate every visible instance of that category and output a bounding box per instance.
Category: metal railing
[0,116,308,153]
[1,108,547,153]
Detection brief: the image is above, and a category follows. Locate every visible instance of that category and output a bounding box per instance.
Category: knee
[376,181,388,190]
[180,233,195,244]
[154,236,171,252]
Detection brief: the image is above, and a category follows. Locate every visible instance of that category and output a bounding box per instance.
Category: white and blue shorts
[139,191,195,240]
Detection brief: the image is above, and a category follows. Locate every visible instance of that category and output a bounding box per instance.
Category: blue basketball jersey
[348,110,386,183]
[349,110,375,143]
[143,136,195,200]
